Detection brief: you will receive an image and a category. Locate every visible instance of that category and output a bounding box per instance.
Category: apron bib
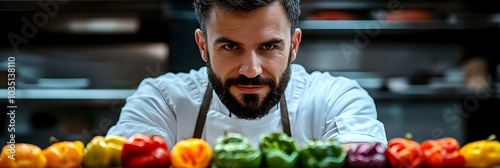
[192,84,292,139]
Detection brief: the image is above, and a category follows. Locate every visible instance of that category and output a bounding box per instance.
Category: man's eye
[224,44,237,50]
[263,44,275,50]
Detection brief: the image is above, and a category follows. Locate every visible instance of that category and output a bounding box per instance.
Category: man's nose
[239,50,262,78]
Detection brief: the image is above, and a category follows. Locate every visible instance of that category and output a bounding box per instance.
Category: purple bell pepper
[347,142,387,168]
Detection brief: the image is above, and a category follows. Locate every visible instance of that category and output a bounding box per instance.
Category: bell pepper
[420,137,465,167]
[347,142,387,168]
[386,133,424,168]
[170,138,212,168]
[43,137,84,168]
[121,134,170,168]
[212,133,262,168]
[259,132,299,168]
[300,138,346,168]
[459,134,500,167]
[82,135,127,168]
[0,143,47,168]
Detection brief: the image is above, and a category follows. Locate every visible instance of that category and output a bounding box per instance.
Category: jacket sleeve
[106,77,177,150]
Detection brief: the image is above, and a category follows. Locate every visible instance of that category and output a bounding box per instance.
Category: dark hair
[193,0,300,36]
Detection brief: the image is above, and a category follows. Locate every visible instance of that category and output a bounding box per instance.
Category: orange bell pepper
[420,137,465,167]
[386,133,424,168]
[170,138,212,168]
[43,137,85,168]
[0,143,47,168]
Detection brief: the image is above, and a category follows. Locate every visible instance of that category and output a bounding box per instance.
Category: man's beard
[207,52,291,120]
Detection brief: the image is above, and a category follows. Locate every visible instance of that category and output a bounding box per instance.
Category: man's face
[195,2,301,119]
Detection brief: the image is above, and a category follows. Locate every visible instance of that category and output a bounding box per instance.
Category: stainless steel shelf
[299,20,500,30]
[0,0,165,12]
[2,89,136,99]
[1,88,478,100]
[367,90,478,100]
[300,0,463,11]
[301,1,383,10]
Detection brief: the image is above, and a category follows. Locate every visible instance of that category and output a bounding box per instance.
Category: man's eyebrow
[260,38,285,46]
[214,37,242,45]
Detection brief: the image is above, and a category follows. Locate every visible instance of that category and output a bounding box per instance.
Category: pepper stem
[49,136,60,144]
[405,133,413,140]
[487,134,497,141]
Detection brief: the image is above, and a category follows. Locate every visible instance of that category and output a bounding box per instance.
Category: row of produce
[1,132,500,168]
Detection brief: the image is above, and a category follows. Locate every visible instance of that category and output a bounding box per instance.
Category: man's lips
[235,85,265,93]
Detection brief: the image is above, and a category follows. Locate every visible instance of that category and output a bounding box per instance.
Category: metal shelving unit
[1,89,136,99]
[299,20,500,30]
[300,0,464,11]
[0,0,166,12]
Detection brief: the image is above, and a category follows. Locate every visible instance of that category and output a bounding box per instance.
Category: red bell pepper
[420,137,465,167]
[386,133,424,168]
[121,134,170,168]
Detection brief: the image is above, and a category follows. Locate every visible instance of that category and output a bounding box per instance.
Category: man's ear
[290,28,302,62]
[195,29,208,62]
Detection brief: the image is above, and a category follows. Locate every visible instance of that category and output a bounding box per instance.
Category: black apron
[192,84,292,138]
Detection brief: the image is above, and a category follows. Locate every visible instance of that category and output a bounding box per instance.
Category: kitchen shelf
[301,1,384,10]
[367,89,478,100]
[0,0,173,46]
[0,88,482,100]
[0,0,166,12]
[300,0,464,11]
[7,89,490,100]
[299,20,500,30]
[1,89,136,99]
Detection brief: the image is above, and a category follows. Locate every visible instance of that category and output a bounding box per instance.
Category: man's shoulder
[290,64,361,91]
[144,66,207,85]
[289,64,371,112]
[137,66,208,100]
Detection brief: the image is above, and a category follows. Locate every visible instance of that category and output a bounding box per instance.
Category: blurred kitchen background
[1,0,499,148]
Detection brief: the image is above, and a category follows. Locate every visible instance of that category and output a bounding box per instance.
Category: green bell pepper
[300,138,346,168]
[212,133,262,168]
[259,132,300,168]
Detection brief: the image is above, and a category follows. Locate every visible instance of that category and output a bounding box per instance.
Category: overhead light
[44,13,140,34]
[68,17,139,34]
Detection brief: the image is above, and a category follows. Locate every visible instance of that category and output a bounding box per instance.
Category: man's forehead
[204,2,291,43]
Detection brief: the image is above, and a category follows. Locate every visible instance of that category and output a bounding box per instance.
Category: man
[107,0,387,150]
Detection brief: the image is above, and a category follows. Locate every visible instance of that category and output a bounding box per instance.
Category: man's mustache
[225,75,276,87]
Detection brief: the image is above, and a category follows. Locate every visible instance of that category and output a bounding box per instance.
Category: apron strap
[280,94,292,137]
[192,84,292,138]
[193,84,213,138]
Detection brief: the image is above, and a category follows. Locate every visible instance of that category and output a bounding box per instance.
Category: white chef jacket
[107,64,387,150]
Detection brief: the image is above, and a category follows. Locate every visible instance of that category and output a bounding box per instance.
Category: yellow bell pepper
[43,137,84,168]
[459,134,500,167]
[0,143,47,168]
[82,135,127,167]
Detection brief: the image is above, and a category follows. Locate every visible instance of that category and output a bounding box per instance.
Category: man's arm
[106,78,177,150]
[321,78,388,146]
